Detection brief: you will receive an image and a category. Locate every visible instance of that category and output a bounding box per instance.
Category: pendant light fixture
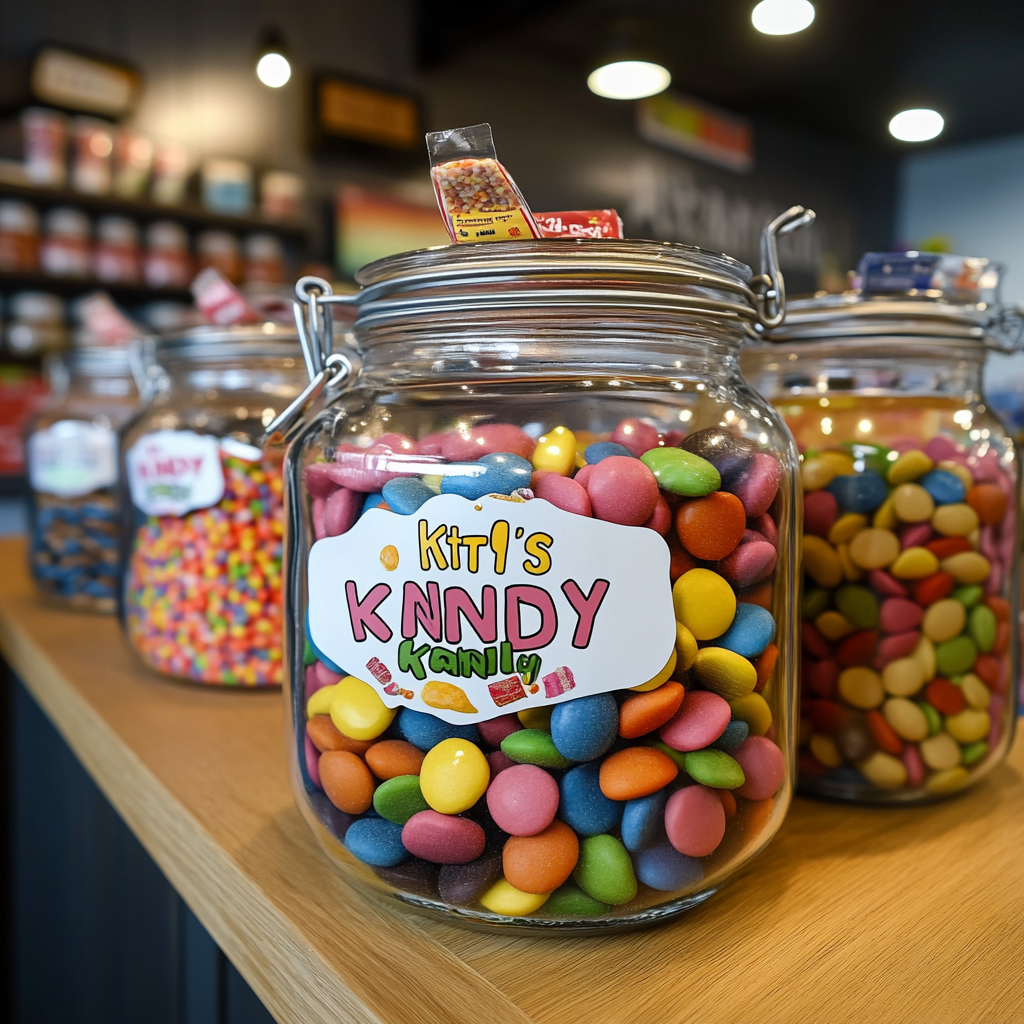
[587,17,671,101]
[255,28,292,88]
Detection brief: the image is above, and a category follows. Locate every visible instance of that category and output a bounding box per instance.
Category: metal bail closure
[755,205,816,330]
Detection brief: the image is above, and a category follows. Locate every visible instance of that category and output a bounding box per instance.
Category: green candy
[935,635,979,677]
[543,881,610,918]
[841,441,893,476]
[835,585,879,629]
[501,729,573,769]
[303,637,317,666]
[962,741,989,767]
[952,585,984,608]
[683,749,746,789]
[640,448,721,496]
[802,586,832,620]
[642,737,689,771]
[916,700,942,736]
[968,605,997,653]
[373,774,429,825]
[573,834,637,905]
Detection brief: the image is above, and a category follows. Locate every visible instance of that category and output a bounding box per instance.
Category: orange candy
[925,537,972,559]
[754,643,779,693]
[319,750,375,813]
[717,789,737,818]
[618,681,685,739]
[599,747,678,800]
[865,709,903,755]
[925,679,965,715]
[912,572,954,606]
[307,715,374,755]
[364,739,426,780]
[985,595,1011,622]
[675,491,747,561]
[502,820,580,894]
[738,580,774,610]
[967,483,1007,526]
[668,539,699,582]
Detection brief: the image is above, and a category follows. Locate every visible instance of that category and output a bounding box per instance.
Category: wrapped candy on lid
[855,252,1000,302]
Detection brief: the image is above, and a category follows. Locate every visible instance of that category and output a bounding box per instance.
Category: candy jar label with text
[29,420,118,498]
[126,429,226,516]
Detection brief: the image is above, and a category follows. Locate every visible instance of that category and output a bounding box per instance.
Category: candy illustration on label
[380,545,399,571]
[126,429,225,516]
[366,657,392,685]
[307,494,675,724]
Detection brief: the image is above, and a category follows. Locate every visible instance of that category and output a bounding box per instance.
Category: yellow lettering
[461,535,487,572]
[490,520,509,574]
[446,525,462,570]
[523,532,553,575]
[418,521,448,571]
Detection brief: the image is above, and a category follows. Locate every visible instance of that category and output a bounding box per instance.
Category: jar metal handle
[756,205,816,330]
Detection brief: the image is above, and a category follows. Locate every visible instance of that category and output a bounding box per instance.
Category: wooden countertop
[0,536,1021,1024]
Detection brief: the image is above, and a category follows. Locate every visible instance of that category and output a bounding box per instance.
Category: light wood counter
[0,537,1020,1024]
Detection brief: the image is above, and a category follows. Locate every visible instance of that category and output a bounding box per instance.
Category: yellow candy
[872,496,899,530]
[421,475,443,494]
[887,449,933,485]
[858,751,908,789]
[828,513,868,545]
[801,451,856,491]
[847,527,900,570]
[675,622,698,671]
[892,483,935,523]
[329,676,397,740]
[837,543,863,582]
[419,737,490,814]
[815,610,856,641]
[938,460,974,492]
[882,657,925,697]
[838,666,884,709]
[802,535,843,588]
[890,546,939,579]
[307,682,340,718]
[531,425,577,476]
[912,636,937,681]
[945,708,990,744]
[941,551,991,585]
[960,673,990,710]
[920,732,962,771]
[421,680,477,714]
[931,503,979,538]
[672,569,736,641]
[883,697,928,742]
[921,599,966,643]
[690,647,757,700]
[630,648,678,691]
[479,879,549,916]
[925,767,970,794]
[518,706,553,729]
[810,733,842,768]
[729,692,773,735]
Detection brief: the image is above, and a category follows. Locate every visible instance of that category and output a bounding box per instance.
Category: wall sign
[638,91,753,174]
[311,74,421,160]
[29,46,141,118]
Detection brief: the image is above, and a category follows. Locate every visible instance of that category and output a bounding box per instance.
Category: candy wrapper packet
[426,123,541,244]
[535,210,624,239]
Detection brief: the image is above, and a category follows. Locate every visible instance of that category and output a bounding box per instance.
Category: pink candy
[402,810,486,864]
[659,690,731,751]
[732,736,785,801]
[879,598,923,634]
[717,540,777,588]
[725,453,781,517]
[323,487,361,537]
[440,423,535,461]
[533,473,592,517]
[610,418,661,457]
[665,785,726,857]
[804,491,839,538]
[486,764,559,836]
[586,456,659,526]
[477,713,521,747]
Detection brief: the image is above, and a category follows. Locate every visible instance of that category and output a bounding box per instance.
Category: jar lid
[155,321,300,361]
[764,252,1023,350]
[67,343,134,376]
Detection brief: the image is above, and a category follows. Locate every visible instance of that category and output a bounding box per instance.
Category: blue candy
[919,469,966,506]
[344,817,409,867]
[716,603,776,658]
[559,762,623,836]
[396,708,480,751]
[634,842,704,892]
[584,441,635,464]
[710,719,749,752]
[382,478,435,515]
[550,693,619,762]
[827,470,888,513]
[361,491,384,515]
[440,452,533,500]
[621,790,668,852]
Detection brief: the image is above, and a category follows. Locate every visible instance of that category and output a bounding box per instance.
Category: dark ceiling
[417,0,1024,151]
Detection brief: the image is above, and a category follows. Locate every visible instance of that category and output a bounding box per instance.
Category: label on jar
[28,420,118,498]
[307,494,676,724]
[126,429,225,516]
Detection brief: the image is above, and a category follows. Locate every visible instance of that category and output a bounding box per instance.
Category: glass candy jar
[275,209,812,930]
[118,324,306,685]
[27,344,143,611]
[744,252,1021,802]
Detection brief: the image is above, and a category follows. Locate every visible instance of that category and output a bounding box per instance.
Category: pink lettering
[444,586,497,644]
[504,585,557,651]
[401,581,442,641]
[345,581,393,643]
[561,579,610,649]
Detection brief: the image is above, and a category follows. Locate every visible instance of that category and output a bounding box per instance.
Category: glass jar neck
[160,356,306,397]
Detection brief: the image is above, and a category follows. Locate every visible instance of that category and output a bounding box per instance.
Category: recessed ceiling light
[751,0,815,35]
[587,60,671,100]
[889,108,944,142]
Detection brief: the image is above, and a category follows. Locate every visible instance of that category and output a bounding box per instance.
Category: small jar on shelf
[0,200,40,272]
[244,233,286,284]
[4,292,67,358]
[143,221,191,289]
[94,215,141,284]
[196,230,242,284]
[40,208,91,278]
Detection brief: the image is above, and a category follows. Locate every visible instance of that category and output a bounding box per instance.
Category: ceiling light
[588,61,671,100]
[255,28,291,88]
[889,108,944,142]
[751,0,815,35]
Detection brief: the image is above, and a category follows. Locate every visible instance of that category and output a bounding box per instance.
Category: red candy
[804,491,838,537]
[912,572,954,605]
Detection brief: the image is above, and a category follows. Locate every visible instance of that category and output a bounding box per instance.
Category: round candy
[599,747,679,801]
[664,785,726,857]
[533,473,592,516]
[882,698,929,742]
[373,774,430,824]
[344,818,408,867]
[501,729,573,769]
[945,708,990,744]
[620,790,669,852]
[635,843,704,892]
[838,667,884,709]
[683,749,745,789]
[803,535,843,588]
[618,681,686,740]
[966,483,1007,526]
[827,470,887,513]
[881,657,925,697]
[892,483,934,523]
[479,879,549,916]
[879,597,923,633]
[920,732,961,771]
[887,449,933,485]
[438,853,503,906]
[550,692,619,761]
[931,503,979,538]
[723,453,782,517]
[559,762,624,836]
[485,764,559,836]
[397,709,480,750]
[890,547,940,580]
[672,568,736,641]
[503,819,580,894]
[610,418,661,457]
[476,713,521,748]
[441,423,535,461]
[419,738,490,814]
[542,882,610,918]
[329,676,397,741]
[365,740,425,780]
[804,491,839,537]
[532,425,578,475]
[640,447,721,496]
[690,647,757,700]
[381,477,435,515]
[848,528,899,570]
[401,809,486,864]
[919,469,966,505]
[586,456,660,525]
[320,750,376,814]
[584,441,634,464]
[715,603,776,658]
[675,491,746,560]
[857,751,908,789]
[659,689,731,751]
[941,551,991,585]
[921,598,966,643]
[573,834,638,905]
[679,428,754,481]
[731,736,785,800]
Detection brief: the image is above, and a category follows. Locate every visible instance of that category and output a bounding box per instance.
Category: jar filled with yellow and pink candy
[744,252,1021,802]
[117,323,307,685]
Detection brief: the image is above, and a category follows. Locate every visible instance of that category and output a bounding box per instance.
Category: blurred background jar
[260,170,304,221]
[0,200,40,272]
[94,215,141,284]
[243,233,286,284]
[5,292,68,358]
[71,117,114,195]
[112,130,153,198]
[21,107,68,188]
[196,230,241,283]
[40,207,91,278]
[143,220,190,289]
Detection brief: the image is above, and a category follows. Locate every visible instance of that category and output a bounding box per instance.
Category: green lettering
[398,639,430,681]
[428,646,459,675]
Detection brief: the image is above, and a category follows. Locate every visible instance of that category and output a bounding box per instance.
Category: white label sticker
[307,494,676,724]
[28,420,118,498]
[126,429,225,516]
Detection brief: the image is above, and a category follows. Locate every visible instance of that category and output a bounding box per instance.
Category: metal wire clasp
[755,205,816,330]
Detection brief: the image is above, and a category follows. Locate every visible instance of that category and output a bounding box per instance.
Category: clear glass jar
[118,324,306,685]
[27,344,143,611]
[743,252,1021,803]
[278,214,811,930]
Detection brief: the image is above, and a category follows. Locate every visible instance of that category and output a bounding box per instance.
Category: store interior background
[0,1,1023,1022]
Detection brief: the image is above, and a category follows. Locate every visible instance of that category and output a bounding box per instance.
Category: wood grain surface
[0,537,1020,1024]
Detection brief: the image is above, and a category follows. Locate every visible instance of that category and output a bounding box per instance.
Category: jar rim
[155,321,300,362]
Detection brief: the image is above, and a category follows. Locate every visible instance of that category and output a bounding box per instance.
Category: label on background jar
[126,429,224,516]
[307,493,676,724]
[28,420,117,498]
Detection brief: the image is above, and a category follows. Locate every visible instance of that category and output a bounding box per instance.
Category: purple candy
[486,764,559,836]
[879,598,924,634]
[724,453,781,517]
[487,750,516,778]
[717,540,777,588]
[401,810,486,864]
[924,436,961,462]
